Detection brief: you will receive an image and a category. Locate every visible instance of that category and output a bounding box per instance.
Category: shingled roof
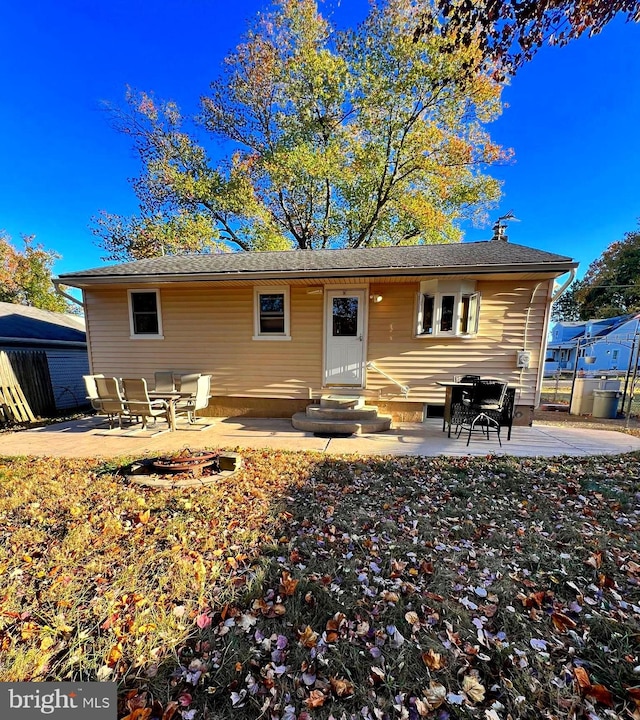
[57,241,576,286]
[0,302,86,346]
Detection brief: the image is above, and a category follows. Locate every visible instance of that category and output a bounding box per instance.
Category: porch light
[370,294,383,303]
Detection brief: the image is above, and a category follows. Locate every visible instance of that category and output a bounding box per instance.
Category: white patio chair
[122,378,171,432]
[175,375,211,424]
[176,372,201,395]
[83,374,105,411]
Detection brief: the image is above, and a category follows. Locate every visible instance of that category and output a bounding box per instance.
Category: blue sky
[1,0,639,279]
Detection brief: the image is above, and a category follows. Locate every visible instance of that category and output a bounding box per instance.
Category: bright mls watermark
[2,682,116,719]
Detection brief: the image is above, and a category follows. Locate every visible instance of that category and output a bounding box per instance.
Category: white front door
[324,289,366,386]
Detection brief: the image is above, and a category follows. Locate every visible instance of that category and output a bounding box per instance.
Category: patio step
[293,395,391,435]
[306,404,380,421]
[319,394,365,410]
[291,412,392,435]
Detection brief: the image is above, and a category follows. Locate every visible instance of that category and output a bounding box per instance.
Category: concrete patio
[1,414,639,458]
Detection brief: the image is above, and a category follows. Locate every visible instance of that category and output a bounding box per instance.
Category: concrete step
[292,412,392,435]
[320,394,365,410]
[306,405,380,421]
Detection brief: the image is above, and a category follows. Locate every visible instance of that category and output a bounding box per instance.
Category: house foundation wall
[202,396,534,426]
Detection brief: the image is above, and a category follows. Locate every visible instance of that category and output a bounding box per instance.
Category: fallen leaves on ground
[0,450,639,720]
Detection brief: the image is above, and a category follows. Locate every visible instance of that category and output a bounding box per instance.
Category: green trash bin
[592,390,620,419]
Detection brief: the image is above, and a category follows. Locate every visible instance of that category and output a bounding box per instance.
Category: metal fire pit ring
[124,451,242,489]
[150,449,218,474]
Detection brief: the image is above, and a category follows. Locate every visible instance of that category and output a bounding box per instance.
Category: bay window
[416,280,480,337]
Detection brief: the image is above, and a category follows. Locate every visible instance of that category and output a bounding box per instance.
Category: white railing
[366,362,410,397]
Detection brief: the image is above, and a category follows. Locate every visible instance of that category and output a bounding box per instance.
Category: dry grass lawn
[1,446,640,719]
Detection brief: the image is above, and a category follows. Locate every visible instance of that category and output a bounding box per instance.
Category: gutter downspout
[53,281,94,373]
[548,268,581,412]
[53,281,85,311]
[533,269,577,409]
[533,282,551,410]
[550,268,576,303]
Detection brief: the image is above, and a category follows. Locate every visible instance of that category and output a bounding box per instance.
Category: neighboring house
[545,320,589,374]
[546,313,640,375]
[0,302,89,411]
[56,239,577,426]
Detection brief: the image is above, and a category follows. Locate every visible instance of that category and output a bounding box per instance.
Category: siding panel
[85,277,552,407]
[366,280,551,406]
[86,286,324,398]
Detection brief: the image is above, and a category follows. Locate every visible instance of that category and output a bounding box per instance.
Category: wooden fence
[0,350,56,425]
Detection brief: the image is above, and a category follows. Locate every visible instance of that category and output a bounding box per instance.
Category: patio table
[147,391,189,432]
[436,380,517,440]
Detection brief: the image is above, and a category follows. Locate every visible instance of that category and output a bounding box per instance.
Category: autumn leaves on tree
[95,0,510,260]
[552,225,640,321]
[0,232,70,313]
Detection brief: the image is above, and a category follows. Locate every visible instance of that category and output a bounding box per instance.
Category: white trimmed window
[128,289,163,339]
[416,280,480,337]
[253,286,291,341]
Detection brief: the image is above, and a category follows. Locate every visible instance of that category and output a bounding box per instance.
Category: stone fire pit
[123,449,242,488]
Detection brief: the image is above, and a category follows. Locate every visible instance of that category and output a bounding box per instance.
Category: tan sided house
[56,237,577,428]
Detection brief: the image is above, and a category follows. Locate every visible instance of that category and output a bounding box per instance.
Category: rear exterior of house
[58,241,577,425]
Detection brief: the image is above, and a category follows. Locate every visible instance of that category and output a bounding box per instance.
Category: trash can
[592,390,620,419]
[570,378,600,415]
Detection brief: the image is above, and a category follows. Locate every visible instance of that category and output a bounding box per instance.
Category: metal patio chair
[175,374,211,424]
[454,378,509,447]
[154,371,176,393]
[94,376,129,429]
[83,374,105,412]
[122,378,171,432]
[176,372,201,395]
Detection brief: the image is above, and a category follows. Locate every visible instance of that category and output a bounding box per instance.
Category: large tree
[552,225,640,321]
[95,0,509,260]
[551,279,583,321]
[0,232,70,313]
[429,0,640,76]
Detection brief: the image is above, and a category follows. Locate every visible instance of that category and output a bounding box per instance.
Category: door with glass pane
[324,289,366,386]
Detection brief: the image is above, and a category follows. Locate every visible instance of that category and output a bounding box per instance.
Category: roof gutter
[57,262,579,288]
[0,337,87,349]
